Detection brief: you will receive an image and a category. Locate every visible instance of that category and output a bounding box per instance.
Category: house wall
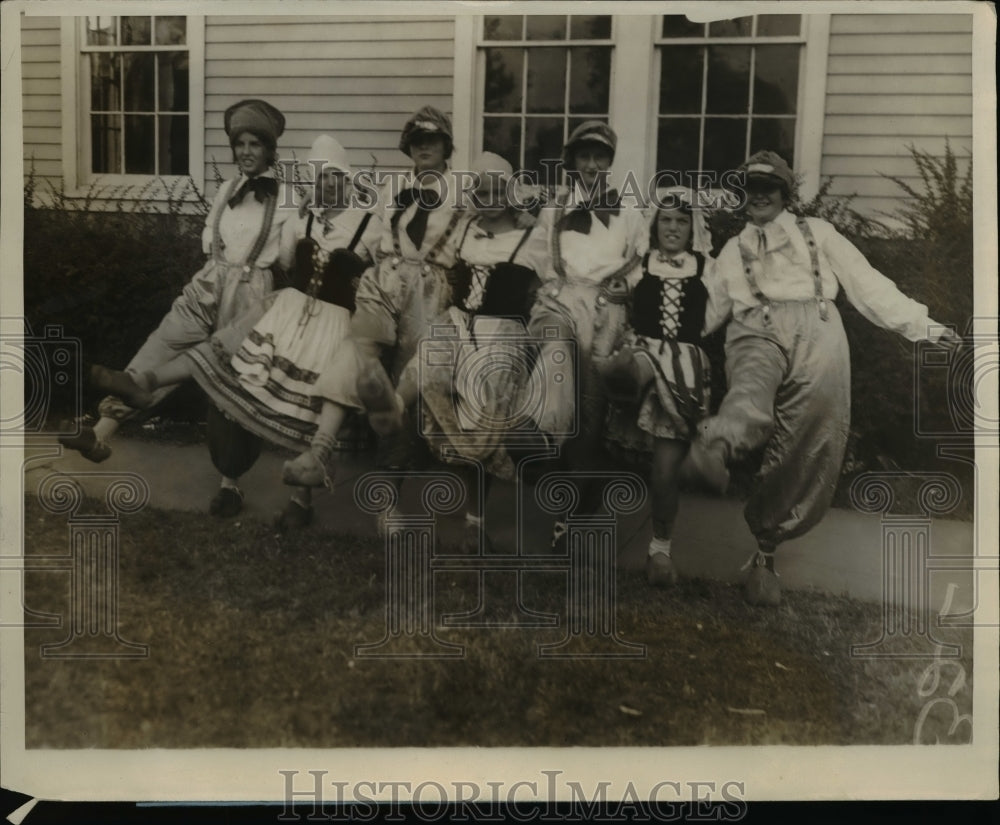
[201,15,456,197]
[20,16,62,194]
[821,13,973,218]
[20,12,977,220]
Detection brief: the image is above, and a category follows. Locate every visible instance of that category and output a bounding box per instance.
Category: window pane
[750,118,795,168]
[568,47,610,114]
[705,46,750,114]
[708,17,752,38]
[526,48,566,114]
[524,117,564,177]
[121,16,151,46]
[124,115,155,174]
[757,15,800,37]
[86,16,117,46]
[662,15,703,38]
[659,46,704,114]
[656,118,700,174]
[90,53,120,111]
[703,117,747,174]
[123,53,155,112]
[91,114,121,173]
[483,117,521,169]
[158,52,190,112]
[483,48,523,113]
[525,16,566,41]
[569,16,611,40]
[754,45,799,115]
[159,115,189,175]
[154,16,186,45]
[484,15,522,41]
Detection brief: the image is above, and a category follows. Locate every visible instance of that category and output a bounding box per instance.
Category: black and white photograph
[1,0,997,812]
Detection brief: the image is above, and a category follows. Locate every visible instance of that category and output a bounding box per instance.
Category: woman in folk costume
[61,99,291,509]
[89,135,381,527]
[282,106,473,532]
[365,151,549,551]
[686,150,962,606]
[526,121,648,546]
[603,188,716,586]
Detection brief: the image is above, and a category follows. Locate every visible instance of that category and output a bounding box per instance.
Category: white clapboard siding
[821,13,973,218]
[201,15,456,196]
[20,16,62,194]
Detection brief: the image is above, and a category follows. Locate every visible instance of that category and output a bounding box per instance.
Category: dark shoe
[681,438,730,494]
[743,552,781,606]
[58,426,112,463]
[275,498,313,532]
[209,487,243,518]
[89,365,153,410]
[646,552,679,586]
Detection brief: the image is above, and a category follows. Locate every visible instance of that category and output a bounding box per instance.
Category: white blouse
[706,209,943,341]
[200,171,292,268]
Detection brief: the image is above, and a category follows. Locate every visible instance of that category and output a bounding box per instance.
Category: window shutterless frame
[649,13,828,198]
[61,15,205,197]
[472,14,615,178]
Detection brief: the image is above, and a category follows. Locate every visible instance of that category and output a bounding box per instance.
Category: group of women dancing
[61,98,960,607]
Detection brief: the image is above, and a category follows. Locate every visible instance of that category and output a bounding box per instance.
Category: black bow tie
[393,187,442,248]
[227,176,278,209]
[559,189,621,235]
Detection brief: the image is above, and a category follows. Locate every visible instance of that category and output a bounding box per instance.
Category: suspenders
[211,177,278,271]
[549,197,640,304]
[389,202,464,270]
[736,216,828,324]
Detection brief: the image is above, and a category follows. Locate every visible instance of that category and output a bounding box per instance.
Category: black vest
[630,252,708,345]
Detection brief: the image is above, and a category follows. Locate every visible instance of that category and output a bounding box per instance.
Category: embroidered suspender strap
[210,179,239,262]
[549,200,570,281]
[508,225,534,264]
[456,215,477,260]
[242,189,279,269]
[795,216,829,321]
[424,211,465,268]
[737,234,772,325]
[347,212,373,253]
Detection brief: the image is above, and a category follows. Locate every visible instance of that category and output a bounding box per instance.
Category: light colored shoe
[646,552,679,586]
[743,552,781,606]
[358,366,404,436]
[281,451,332,488]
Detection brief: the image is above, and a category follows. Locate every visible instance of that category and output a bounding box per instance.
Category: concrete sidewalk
[23,436,978,613]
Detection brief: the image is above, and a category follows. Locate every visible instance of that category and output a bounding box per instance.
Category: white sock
[291,488,311,508]
[465,513,482,527]
[92,417,119,443]
[648,537,672,558]
[220,476,239,491]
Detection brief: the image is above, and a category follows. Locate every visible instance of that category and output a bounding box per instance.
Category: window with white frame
[478,14,613,177]
[80,15,191,177]
[656,14,803,177]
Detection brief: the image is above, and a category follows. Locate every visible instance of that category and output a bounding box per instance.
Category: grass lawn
[23,496,973,748]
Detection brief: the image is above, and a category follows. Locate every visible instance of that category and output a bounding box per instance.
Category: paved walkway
[23,437,978,613]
